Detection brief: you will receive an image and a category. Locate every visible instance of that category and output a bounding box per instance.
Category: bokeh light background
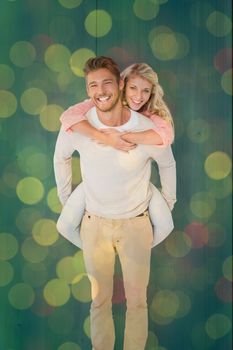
[0,0,232,349]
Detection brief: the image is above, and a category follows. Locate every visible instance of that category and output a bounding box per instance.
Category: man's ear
[86,83,90,97]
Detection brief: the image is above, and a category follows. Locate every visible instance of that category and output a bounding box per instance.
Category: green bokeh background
[0,1,232,349]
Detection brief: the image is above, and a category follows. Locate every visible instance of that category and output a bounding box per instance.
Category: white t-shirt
[54,108,176,218]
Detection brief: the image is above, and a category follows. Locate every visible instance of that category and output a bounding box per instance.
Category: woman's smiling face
[125,75,153,111]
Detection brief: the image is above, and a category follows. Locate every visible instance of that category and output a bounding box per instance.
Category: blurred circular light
[146,331,159,349]
[184,222,209,248]
[0,64,15,89]
[20,87,47,115]
[0,233,18,260]
[222,256,233,282]
[73,250,86,273]
[165,231,192,258]
[149,26,189,61]
[16,208,42,235]
[32,219,59,246]
[47,187,62,214]
[44,44,71,72]
[17,146,40,170]
[84,10,112,37]
[204,151,232,180]
[3,166,20,189]
[56,256,83,284]
[148,26,172,45]
[150,33,178,60]
[43,278,70,306]
[190,192,216,218]
[22,262,48,287]
[133,0,160,20]
[214,48,232,73]
[16,177,44,204]
[58,342,81,350]
[0,90,17,118]
[187,118,210,143]
[151,290,179,317]
[71,275,91,302]
[21,237,49,263]
[149,28,189,61]
[83,316,91,338]
[0,261,14,286]
[8,283,35,310]
[221,69,232,95]
[206,11,232,37]
[26,153,52,179]
[70,48,96,77]
[150,290,179,325]
[58,0,83,9]
[48,308,74,335]
[10,41,36,68]
[40,104,64,132]
[215,277,232,303]
[18,147,52,179]
[57,69,75,90]
[205,313,231,339]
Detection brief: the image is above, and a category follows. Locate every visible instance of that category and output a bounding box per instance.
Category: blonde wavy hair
[121,63,174,129]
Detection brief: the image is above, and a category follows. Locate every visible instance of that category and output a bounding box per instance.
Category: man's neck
[96,104,131,127]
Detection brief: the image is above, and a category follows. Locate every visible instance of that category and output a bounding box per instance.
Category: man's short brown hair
[84,56,121,83]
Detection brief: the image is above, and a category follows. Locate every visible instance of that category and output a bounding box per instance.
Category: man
[54,56,176,350]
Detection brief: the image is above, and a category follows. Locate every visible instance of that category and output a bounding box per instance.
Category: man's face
[86,68,123,112]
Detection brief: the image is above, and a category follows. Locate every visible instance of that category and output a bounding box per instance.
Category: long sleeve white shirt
[54,108,176,218]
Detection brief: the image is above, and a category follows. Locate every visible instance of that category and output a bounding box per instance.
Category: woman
[57,63,175,248]
[61,63,174,149]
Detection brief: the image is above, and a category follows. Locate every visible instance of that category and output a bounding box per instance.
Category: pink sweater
[60,99,174,145]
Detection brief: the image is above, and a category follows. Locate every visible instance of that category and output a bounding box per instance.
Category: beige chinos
[80,211,153,350]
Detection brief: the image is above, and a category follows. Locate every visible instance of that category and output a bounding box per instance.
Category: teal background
[0,1,232,350]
